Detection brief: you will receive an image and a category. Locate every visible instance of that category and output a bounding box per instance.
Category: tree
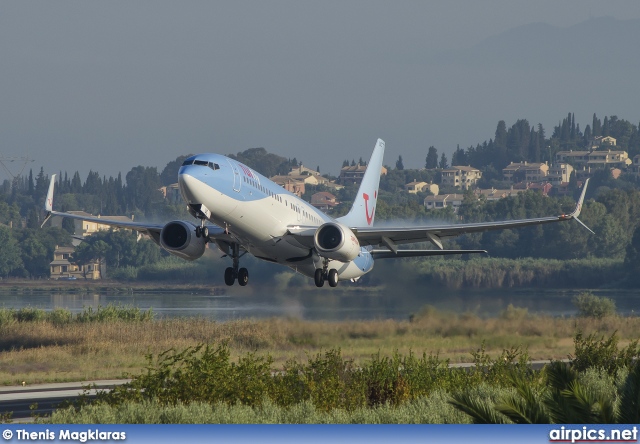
[19,234,49,277]
[603,116,610,137]
[495,120,507,149]
[160,154,193,186]
[425,146,438,169]
[592,113,602,137]
[229,148,292,177]
[125,166,163,215]
[395,155,404,170]
[72,230,161,278]
[72,239,110,279]
[451,145,467,166]
[0,225,23,277]
[439,153,449,169]
[624,225,640,284]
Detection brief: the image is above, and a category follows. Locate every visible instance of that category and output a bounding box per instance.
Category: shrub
[360,352,410,407]
[499,304,529,321]
[0,308,16,326]
[572,292,616,318]
[14,307,47,322]
[296,349,365,411]
[109,266,138,280]
[571,331,640,375]
[48,307,73,325]
[75,304,153,323]
[99,343,274,408]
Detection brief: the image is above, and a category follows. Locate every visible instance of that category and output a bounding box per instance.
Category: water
[0,288,638,321]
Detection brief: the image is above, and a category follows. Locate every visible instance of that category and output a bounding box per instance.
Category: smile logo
[363,191,376,225]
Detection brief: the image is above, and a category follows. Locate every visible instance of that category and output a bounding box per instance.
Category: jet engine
[160,221,207,261]
[314,222,360,262]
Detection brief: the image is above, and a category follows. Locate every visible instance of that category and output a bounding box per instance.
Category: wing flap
[371,249,487,259]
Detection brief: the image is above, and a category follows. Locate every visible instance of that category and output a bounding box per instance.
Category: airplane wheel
[328,269,339,287]
[224,267,235,286]
[195,227,202,237]
[238,268,249,286]
[202,226,209,238]
[314,269,325,287]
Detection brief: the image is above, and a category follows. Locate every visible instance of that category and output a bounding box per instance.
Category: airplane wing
[42,174,233,245]
[354,179,592,250]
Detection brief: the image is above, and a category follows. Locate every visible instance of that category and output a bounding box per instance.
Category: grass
[1,303,640,385]
[45,394,475,424]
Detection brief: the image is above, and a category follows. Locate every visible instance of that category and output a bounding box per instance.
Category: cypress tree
[426,146,438,169]
[439,153,448,169]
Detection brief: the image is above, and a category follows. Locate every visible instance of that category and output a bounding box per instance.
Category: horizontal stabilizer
[371,249,487,259]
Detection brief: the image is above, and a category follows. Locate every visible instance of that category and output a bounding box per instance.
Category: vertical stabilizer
[337,139,385,228]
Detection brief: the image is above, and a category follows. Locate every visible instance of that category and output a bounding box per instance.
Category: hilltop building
[310,192,339,211]
[440,166,482,190]
[339,164,387,185]
[404,180,439,195]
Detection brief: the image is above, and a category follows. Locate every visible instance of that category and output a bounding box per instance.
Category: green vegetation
[38,330,640,424]
[46,395,470,424]
[0,298,635,424]
[0,304,153,326]
[572,292,617,319]
[2,301,640,386]
[412,257,623,289]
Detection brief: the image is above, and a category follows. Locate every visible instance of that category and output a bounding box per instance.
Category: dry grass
[1,311,639,385]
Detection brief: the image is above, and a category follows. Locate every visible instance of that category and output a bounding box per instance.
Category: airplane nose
[178,172,204,204]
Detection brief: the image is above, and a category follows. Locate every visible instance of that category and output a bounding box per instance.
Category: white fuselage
[177,155,374,280]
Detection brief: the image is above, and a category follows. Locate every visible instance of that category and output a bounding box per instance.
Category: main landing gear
[224,243,249,286]
[194,219,209,239]
[314,259,338,288]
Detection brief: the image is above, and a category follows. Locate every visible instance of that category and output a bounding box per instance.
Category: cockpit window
[192,160,220,171]
[182,159,194,166]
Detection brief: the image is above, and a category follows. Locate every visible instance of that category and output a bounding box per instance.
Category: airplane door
[227,160,242,192]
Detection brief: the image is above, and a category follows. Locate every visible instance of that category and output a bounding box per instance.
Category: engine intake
[160,221,207,261]
[314,222,360,262]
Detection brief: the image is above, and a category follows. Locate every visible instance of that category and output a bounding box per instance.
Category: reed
[1,304,639,385]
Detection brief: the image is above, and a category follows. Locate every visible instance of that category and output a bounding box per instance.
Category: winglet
[41,174,56,228]
[569,178,589,218]
[568,178,594,234]
[45,174,56,212]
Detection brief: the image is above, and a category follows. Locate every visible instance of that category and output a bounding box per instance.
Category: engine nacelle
[159,221,207,261]
[314,222,360,262]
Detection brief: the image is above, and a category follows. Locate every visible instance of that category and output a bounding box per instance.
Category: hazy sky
[1,1,640,180]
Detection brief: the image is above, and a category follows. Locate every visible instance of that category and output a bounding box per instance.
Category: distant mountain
[437,17,640,71]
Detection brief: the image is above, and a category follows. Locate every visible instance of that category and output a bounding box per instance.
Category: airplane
[42,139,592,288]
